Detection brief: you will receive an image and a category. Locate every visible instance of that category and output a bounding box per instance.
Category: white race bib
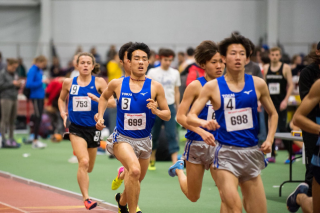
[225,107,253,132]
[70,85,80,95]
[122,98,131,111]
[73,96,91,111]
[206,101,215,121]
[124,113,146,130]
[268,83,280,95]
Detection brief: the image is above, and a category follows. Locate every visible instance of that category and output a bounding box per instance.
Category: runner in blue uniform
[96,43,170,213]
[58,52,115,210]
[187,34,278,213]
[167,41,224,202]
[288,79,320,213]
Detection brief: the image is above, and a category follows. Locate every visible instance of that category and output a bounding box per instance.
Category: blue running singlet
[215,74,259,147]
[68,76,100,127]
[185,77,216,141]
[115,76,156,138]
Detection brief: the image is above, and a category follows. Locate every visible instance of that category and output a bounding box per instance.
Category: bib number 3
[124,113,146,130]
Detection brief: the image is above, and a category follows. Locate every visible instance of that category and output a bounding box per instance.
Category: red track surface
[0,176,115,213]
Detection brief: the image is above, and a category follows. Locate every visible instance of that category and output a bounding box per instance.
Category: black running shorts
[68,123,101,148]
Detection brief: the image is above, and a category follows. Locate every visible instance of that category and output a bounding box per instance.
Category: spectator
[179,47,195,72]
[17,57,26,78]
[0,58,21,148]
[90,47,101,64]
[298,41,320,196]
[106,45,116,63]
[291,54,304,76]
[50,56,62,77]
[147,50,156,73]
[147,48,181,170]
[107,51,122,82]
[177,52,185,73]
[69,54,80,79]
[0,52,4,71]
[26,55,49,149]
[245,39,263,78]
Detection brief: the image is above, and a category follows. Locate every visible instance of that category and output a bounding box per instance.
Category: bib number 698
[230,115,248,125]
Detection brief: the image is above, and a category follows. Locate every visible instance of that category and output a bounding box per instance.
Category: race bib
[224,107,253,132]
[93,131,101,142]
[206,101,215,120]
[122,98,131,111]
[73,96,91,111]
[70,85,80,95]
[124,113,146,130]
[268,83,280,95]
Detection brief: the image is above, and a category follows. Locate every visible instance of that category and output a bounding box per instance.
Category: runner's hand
[147,99,158,115]
[200,130,216,146]
[96,118,105,130]
[260,140,272,154]
[201,120,220,131]
[88,93,99,102]
[94,113,99,122]
[61,112,68,128]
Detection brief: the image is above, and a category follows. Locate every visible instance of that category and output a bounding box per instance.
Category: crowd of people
[0,33,320,212]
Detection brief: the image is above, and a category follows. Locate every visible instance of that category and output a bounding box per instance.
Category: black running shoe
[115,193,128,213]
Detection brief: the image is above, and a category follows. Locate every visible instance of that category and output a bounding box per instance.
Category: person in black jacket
[0,58,21,148]
[298,42,320,196]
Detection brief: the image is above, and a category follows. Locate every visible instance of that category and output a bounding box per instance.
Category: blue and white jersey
[115,76,156,138]
[68,76,100,127]
[311,117,320,167]
[215,74,259,147]
[185,77,216,141]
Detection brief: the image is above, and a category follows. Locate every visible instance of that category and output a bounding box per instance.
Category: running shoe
[286,183,309,212]
[111,167,124,190]
[115,193,128,213]
[266,157,276,163]
[168,160,184,177]
[148,160,156,171]
[32,140,47,149]
[285,156,296,164]
[84,198,97,210]
[68,155,78,163]
[136,206,142,213]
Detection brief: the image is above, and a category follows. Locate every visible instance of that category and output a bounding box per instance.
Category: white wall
[0,0,319,69]
[51,0,267,66]
[279,0,320,56]
[0,6,40,68]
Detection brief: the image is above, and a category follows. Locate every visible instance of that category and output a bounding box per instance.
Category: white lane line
[0,201,29,213]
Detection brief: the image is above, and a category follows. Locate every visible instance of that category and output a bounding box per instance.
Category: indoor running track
[0,175,116,213]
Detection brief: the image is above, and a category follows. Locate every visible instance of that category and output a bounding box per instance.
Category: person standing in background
[107,51,123,82]
[147,48,181,170]
[177,52,186,73]
[26,55,49,149]
[264,47,294,163]
[17,57,26,78]
[0,59,21,148]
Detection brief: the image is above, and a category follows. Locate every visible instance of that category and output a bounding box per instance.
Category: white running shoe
[68,155,78,163]
[32,141,47,149]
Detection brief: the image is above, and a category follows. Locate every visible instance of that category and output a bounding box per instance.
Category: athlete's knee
[78,158,89,170]
[128,167,141,180]
[188,194,200,202]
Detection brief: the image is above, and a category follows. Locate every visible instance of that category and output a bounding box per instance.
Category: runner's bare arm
[187,81,220,130]
[293,79,320,134]
[256,77,278,153]
[88,77,116,108]
[280,64,294,110]
[58,78,72,127]
[96,79,120,130]
[177,81,216,145]
[148,82,170,121]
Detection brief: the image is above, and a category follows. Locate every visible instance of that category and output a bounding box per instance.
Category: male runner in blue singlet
[187,34,278,213]
[96,42,170,213]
